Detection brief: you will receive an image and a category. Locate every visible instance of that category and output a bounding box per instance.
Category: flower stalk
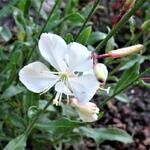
[126,20,150,46]
[24,95,54,136]
[95,0,145,52]
[74,0,101,41]
[25,0,61,64]
[100,68,150,108]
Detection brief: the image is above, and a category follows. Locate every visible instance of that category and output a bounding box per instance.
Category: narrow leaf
[80,127,133,144]
[4,134,26,150]
[76,26,92,44]
[67,12,85,24]
[36,118,86,134]
[114,63,139,93]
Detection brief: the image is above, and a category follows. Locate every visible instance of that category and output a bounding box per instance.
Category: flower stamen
[60,72,68,81]
[98,87,110,94]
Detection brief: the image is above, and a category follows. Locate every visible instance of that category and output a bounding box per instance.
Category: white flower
[19,33,99,104]
[70,98,100,122]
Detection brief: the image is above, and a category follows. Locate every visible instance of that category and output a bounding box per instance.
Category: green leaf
[129,16,136,39]
[67,12,85,24]
[0,0,19,19]
[39,100,56,112]
[81,2,93,18]
[114,63,139,93]
[2,64,17,91]
[1,50,22,75]
[105,27,118,52]
[61,104,78,118]
[36,118,86,134]
[8,113,25,129]
[88,31,107,45]
[23,91,39,112]
[65,33,74,44]
[115,93,129,103]
[138,80,150,88]
[1,85,24,99]
[80,127,133,144]
[0,26,12,42]
[76,26,92,44]
[119,55,145,71]
[13,8,26,31]
[4,134,27,150]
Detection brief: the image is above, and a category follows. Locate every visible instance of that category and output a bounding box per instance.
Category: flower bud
[124,0,135,8]
[108,44,143,58]
[94,63,108,82]
[141,20,150,31]
[70,98,99,122]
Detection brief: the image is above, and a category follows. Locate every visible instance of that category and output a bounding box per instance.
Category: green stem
[74,0,101,41]
[24,96,54,136]
[125,31,143,46]
[109,62,123,76]
[100,68,150,108]
[26,0,61,63]
[23,0,31,17]
[36,0,45,24]
[59,1,72,35]
[95,0,145,52]
[39,0,61,36]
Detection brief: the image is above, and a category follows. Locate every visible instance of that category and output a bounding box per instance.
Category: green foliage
[79,127,133,143]
[76,26,92,44]
[114,63,139,93]
[4,134,27,150]
[88,31,107,45]
[37,118,86,135]
[67,13,85,24]
[0,0,20,19]
[0,26,12,42]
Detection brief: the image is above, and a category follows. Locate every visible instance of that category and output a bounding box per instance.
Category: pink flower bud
[108,44,143,58]
[125,0,135,8]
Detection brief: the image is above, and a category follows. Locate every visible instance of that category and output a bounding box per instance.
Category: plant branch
[24,95,54,136]
[125,31,143,46]
[99,68,150,108]
[95,0,145,52]
[74,0,101,41]
[25,0,61,64]
[35,0,45,24]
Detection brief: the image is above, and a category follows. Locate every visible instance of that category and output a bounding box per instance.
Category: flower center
[60,72,68,81]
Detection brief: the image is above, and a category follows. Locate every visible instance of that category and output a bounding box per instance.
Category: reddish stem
[92,53,110,66]
[97,53,110,59]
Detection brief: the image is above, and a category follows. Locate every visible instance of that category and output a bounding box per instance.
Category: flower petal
[19,62,59,93]
[55,81,73,95]
[78,112,98,122]
[70,98,99,122]
[67,42,93,72]
[69,71,99,103]
[38,33,68,71]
